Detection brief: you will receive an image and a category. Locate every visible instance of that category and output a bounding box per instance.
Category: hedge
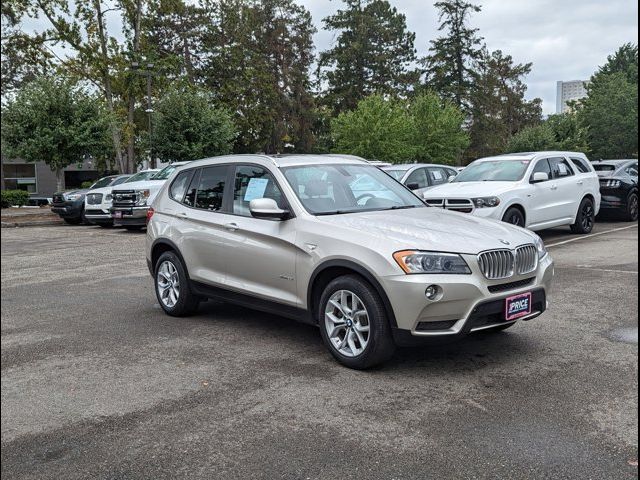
[1,189,31,208]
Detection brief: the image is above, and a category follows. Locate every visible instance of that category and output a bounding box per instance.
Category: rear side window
[195,166,228,211]
[570,157,592,174]
[232,165,285,217]
[549,158,575,178]
[169,170,193,203]
[625,163,638,177]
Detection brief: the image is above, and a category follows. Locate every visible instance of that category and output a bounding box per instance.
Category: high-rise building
[556,80,588,114]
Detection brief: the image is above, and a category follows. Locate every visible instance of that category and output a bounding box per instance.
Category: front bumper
[84,204,113,223]
[51,200,84,218]
[380,253,554,340]
[111,206,149,226]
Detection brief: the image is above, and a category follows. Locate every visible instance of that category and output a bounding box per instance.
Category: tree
[150,88,236,162]
[408,92,469,164]
[1,77,113,191]
[595,42,638,84]
[506,123,556,153]
[330,95,414,163]
[468,49,542,159]
[318,0,419,114]
[577,72,638,159]
[424,0,484,111]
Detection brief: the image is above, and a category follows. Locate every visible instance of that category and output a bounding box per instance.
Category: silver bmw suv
[146,155,554,369]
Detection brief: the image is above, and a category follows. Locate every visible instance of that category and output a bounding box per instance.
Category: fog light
[425,285,442,301]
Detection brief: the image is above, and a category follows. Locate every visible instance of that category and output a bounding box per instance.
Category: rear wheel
[154,251,199,317]
[624,192,638,221]
[502,207,525,227]
[318,275,395,369]
[570,198,595,234]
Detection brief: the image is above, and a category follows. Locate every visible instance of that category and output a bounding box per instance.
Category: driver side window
[405,168,429,189]
[531,159,552,182]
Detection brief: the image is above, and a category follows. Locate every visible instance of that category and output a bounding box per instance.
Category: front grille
[468,289,546,330]
[112,190,138,207]
[424,198,474,213]
[478,244,538,280]
[52,194,65,204]
[86,193,103,205]
[488,277,535,293]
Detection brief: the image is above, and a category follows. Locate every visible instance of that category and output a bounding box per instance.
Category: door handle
[550,185,558,191]
[177,211,188,217]
[577,180,584,185]
[224,222,240,231]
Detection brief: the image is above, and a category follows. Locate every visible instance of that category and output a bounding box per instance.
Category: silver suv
[146,155,554,369]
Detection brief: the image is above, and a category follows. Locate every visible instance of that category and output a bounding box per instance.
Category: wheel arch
[150,239,189,277]
[502,203,527,225]
[307,259,398,328]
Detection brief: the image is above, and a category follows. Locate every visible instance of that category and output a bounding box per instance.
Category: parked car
[382,163,459,194]
[111,162,191,230]
[423,152,601,234]
[592,159,638,221]
[85,169,160,227]
[51,175,131,225]
[146,154,554,369]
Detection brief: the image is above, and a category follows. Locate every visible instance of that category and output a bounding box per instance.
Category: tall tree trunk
[55,168,64,192]
[125,0,143,173]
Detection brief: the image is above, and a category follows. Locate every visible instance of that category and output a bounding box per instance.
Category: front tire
[318,275,395,369]
[154,251,199,317]
[63,217,82,225]
[125,225,144,231]
[570,198,595,234]
[624,192,639,222]
[502,207,525,227]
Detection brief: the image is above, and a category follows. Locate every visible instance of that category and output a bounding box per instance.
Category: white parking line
[546,224,638,248]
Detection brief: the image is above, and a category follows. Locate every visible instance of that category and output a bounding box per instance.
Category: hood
[111,179,165,191]
[54,188,90,196]
[423,181,520,198]
[316,207,536,255]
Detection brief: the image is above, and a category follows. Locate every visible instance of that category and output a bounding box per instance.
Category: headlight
[472,196,501,208]
[393,250,471,274]
[64,193,83,201]
[136,189,151,206]
[533,234,548,259]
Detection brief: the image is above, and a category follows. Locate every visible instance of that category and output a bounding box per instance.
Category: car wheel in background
[154,251,199,317]
[502,207,525,227]
[63,217,82,225]
[624,192,639,222]
[570,198,595,234]
[318,275,396,369]
[125,225,144,231]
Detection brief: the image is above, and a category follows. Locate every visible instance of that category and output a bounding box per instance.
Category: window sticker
[431,170,443,180]
[244,178,269,201]
[558,163,568,175]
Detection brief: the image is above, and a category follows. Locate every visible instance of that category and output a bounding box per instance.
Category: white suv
[423,152,601,234]
[146,155,554,369]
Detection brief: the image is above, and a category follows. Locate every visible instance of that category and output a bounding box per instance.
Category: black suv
[593,159,638,221]
[51,175,130,225]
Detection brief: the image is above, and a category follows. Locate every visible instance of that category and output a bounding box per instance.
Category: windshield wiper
[385,205,420,210]
[315,209,359,216]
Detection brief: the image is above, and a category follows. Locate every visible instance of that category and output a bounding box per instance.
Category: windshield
[383,169,405,181]
[282,164,424,215]
[110,176,131,186]
[151,165,179,180]
[126,170,158,183]
[454,160,531,182]
[90,176,116,189]
[593,164,617,176]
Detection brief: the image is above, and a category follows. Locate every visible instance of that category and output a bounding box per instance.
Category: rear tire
[154,251,199,317]
[570,198,595,234]
[502,207,525,227]
[318,275,396,369]
[624,192,638,222]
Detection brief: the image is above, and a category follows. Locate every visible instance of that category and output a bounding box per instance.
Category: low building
[556,80,588,114]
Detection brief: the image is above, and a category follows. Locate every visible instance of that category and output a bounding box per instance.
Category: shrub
[81,181,94,189]
[1,189,31,208]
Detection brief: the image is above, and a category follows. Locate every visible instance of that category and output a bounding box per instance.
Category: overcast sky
[304,0,638,114]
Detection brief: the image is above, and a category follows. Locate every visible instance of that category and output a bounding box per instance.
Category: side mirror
[249,198,290,220]
[448,176,455,182]
[531,172,549,184]
[406,182,420,190]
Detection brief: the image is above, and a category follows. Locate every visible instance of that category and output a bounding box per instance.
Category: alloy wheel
[324,290,370,357]
[629,195,639,220]
[581,203,594,231]
[157,260,180,308]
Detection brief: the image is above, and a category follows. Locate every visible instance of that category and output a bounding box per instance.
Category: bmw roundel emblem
[500,239,511,246]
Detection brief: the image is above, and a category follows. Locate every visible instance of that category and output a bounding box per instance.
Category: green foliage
[80,181,94,189]
[150,88,236,162]
[330,93,468,164]
[1,77,113,183]
[319,0,419,114]
[595,43,638,84]
[425,0,484,111]
[506,124,556,153]
[506,114,589,154]
[469,49,542,158]
[1,190,31,208]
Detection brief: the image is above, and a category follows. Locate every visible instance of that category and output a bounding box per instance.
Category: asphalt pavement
[1,221,638,479]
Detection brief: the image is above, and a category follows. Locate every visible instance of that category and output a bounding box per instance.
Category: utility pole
[130,62,156,169]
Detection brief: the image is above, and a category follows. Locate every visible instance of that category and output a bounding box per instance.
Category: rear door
[548,157,581,221]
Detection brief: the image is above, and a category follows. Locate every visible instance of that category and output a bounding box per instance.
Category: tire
[502,207,525,227]
[624,192,639,222]
[154,251,199,317]
[570,197,595,234]
[318,275,396,369]
[63,217,82,225]
[125,225,144,231]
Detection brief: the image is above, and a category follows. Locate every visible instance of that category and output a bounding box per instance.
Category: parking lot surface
[1,221,638,479]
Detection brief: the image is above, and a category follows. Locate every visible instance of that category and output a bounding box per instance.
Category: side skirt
[190,280,315,326]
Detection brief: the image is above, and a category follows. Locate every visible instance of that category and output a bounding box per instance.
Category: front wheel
[125,225,144,231]
[63,217,82,225]
[502,207,525,227]
[154,251,199,317]
[318,275,395,369]
[570,198,595,234]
